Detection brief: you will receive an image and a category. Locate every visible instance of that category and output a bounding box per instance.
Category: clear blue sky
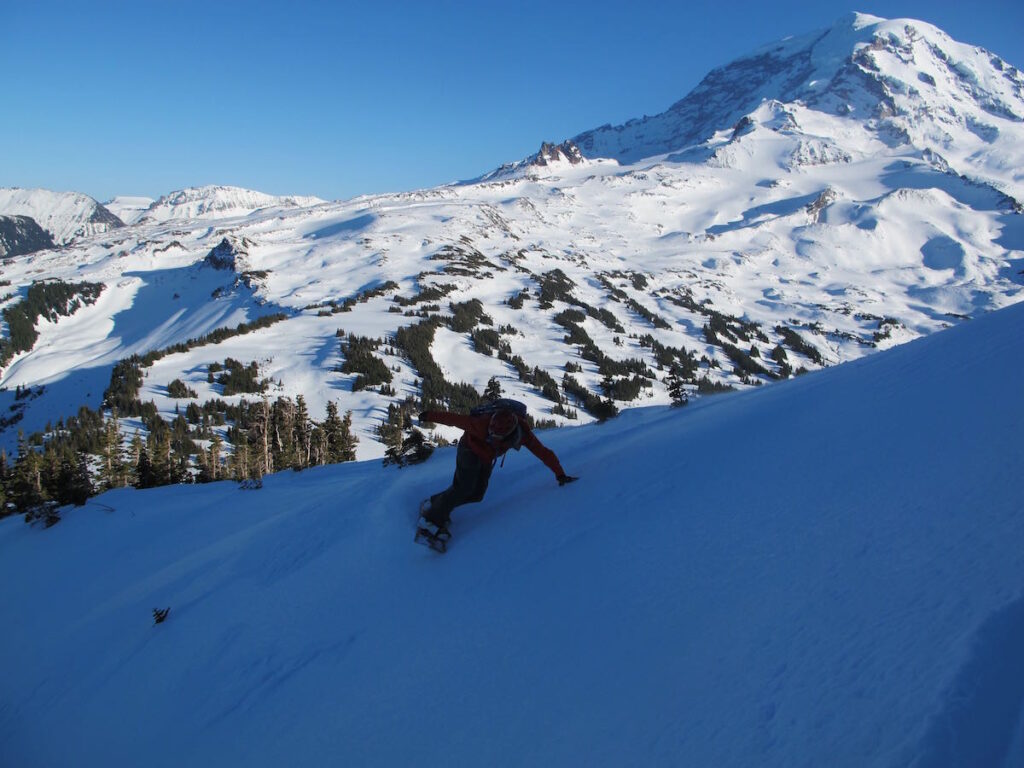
[2,0,1021,203]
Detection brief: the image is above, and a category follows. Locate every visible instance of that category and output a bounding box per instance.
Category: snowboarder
[417,404,577,543]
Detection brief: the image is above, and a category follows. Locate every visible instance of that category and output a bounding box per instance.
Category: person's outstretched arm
[521,430,576,484]
[419,410,475,431]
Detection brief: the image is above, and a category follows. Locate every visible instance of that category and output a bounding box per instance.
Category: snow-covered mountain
[563,13,1024,201]
[104,195,155,226]
[136,185,327,224]
[2,296,1022,767]
[0,13,1021,469]
[0,187,123,246]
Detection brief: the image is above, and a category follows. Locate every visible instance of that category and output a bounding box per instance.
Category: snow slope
[0,187,123,245]
[2,300,1022,767]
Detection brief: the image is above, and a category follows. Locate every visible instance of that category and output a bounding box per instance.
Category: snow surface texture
[0,13,1022,463]
[1,299,1022,767]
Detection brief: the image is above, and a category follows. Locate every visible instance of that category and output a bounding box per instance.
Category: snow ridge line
[907,593,1024,768]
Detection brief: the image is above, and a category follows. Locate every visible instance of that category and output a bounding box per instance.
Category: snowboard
[414,524,450,554]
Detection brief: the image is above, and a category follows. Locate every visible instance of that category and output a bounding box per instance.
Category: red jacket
[422,410,565,477]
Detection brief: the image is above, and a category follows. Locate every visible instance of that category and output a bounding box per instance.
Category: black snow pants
[425,444,493,526]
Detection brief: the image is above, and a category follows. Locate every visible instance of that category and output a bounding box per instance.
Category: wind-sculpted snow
[1,300,1022,767]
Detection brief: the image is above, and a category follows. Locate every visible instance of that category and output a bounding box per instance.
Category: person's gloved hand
[418,411,430,423]
[557,474,578,487]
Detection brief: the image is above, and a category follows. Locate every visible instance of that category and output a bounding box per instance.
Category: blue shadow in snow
[706,192,822,236]
[306,213,376,240]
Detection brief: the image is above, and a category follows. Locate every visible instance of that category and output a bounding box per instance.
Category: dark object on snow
[153,607,170,625]
[414,505,452,554]
[470,397,528,419]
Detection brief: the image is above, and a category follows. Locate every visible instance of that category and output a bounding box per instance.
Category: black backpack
[470,398,527,419]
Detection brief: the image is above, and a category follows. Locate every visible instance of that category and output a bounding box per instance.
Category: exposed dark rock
[806,188,839,222]
[532,141,584,167]
[205,237,251,271]
[88,202,125,229]
[0,215,56,258]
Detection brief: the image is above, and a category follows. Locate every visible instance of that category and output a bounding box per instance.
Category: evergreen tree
[377,405,405,460]
[324,402,358,463]
[309,425,328,466]
[484,376,503,401]
[127,434,144,486]
[208,435,222,480]
[56,451,92,506]
[10,431,46,513]
[323,401,343,462]
[666,368,690,407]
[147,429,172,487]
[101,410,127,489]
[337,410,358,462]
[271,397,297,470]
[254,398,272,477]
[230,439,253,481]
[294,394,311,469]
[135,443,158,489]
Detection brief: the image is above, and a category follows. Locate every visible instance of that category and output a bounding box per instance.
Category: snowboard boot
[418,500,451,541]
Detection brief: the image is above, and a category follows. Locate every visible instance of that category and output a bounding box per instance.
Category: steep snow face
[1,300,1022,767]
[137,185,326,224]
[0,187,123,245]
[567,13,1024,199]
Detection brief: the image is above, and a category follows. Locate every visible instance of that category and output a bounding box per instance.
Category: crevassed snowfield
[1,298,1021,768]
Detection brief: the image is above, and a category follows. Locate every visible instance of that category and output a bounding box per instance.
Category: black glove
[418,411,430,423]
[557,474,578,486]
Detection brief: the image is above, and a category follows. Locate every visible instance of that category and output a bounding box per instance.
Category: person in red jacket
[417,405,577,538]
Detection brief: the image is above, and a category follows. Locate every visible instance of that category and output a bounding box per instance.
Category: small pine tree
[294,395,311,469]
[484,376,503,402]
[10,431,46,514]
[135,443,158,489]
[666,368,689,407]
[337,410,358,462]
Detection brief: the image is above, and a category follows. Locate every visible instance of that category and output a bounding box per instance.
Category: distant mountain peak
[0,187,123,246]
[138,185,326,224]
[494,13,1023,200]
